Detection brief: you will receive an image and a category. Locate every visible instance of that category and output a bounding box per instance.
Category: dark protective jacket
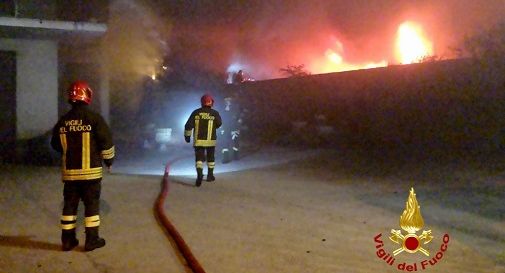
[51,104,115,181]
[220,105,241,146]
[184,106,222,147]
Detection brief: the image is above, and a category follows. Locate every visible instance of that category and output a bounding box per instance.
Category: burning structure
[164,0,504,82]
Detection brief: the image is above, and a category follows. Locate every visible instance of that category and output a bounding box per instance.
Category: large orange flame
[395,21,433,64]
[309,39,387,74]
[299,21,434,75]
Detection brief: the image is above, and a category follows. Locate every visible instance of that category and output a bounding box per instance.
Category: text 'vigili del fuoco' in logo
[374,188,450,271]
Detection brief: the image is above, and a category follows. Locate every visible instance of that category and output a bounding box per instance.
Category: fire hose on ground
[154,157,207,273]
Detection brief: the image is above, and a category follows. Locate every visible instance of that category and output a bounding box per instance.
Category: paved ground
[112,142,322,176]
[0,146,504,273]
[0,164,186,273]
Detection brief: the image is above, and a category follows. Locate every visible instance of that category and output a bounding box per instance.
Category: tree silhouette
[279,64,311,78]
[462,21,505,95]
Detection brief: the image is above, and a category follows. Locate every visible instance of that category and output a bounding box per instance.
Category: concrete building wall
[225,59,504,153]
[98,63,110,122]
[59,42,110,123]
[13,0,57,19]
[0,38,58,139]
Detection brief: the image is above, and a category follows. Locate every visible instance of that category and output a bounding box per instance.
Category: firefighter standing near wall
[184,94,222,187]
[221,96,242,163]
[51,81,115,251]
[233,70,245,84]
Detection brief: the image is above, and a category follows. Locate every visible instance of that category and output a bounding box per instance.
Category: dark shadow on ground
[167,178,198,187]
[0,235,64,251]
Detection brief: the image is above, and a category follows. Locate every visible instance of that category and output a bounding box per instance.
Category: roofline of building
[0,16,107,33]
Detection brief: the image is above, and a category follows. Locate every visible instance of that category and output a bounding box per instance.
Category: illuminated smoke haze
[163,0,505,79]
[103,0,170,112]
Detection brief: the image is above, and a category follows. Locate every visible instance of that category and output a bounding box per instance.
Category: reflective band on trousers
[61,215,77,221]
[61,223,77,230]
[61,215,77,230]
[196,161,203,169]
[85,215,100,227]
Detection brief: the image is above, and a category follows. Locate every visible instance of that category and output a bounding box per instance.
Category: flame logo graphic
[400,188,424,234]
[390,187,433,256]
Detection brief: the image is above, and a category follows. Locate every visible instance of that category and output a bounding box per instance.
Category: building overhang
[0,16,107,42]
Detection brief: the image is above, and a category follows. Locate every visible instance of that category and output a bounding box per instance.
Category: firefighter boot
[195,168,203,187]
[222,149,230,164]
[207,168,215,182]
[84,227,106,251]
[232,148,240,161]
[61,229,79,251]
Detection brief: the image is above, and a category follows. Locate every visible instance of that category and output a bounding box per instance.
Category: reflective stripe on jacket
[185,107,222,147]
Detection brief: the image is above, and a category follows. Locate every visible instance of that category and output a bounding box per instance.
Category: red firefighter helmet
[68,80,93,105]
[201,94,214,107]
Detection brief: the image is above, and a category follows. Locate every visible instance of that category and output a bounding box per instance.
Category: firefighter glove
[185,136,191,143]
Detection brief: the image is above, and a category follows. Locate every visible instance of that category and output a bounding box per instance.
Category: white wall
[98,63,110,123]
[0,38,58,139]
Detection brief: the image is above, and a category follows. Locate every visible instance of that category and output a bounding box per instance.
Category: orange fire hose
[154,159,207,273]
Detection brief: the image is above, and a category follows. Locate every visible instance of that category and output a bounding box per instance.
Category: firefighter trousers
[194,146,215,170]
[61,180,101,231]
[221,133,240,163]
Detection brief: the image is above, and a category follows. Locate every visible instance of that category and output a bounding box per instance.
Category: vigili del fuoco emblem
[389,187,433,256]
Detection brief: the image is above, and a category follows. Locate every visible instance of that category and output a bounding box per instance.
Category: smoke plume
[166,0,505,79]
[102,0,170,112]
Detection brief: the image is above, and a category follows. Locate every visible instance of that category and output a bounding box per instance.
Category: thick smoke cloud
[103,0,170,112]
[165,0,505,79]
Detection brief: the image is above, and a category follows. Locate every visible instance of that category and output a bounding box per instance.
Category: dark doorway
[0,51,17,163]
[0,1,16,16]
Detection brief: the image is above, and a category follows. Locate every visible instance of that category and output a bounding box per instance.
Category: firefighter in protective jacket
[184,94,222,187]
[221,96,242,163]
[51,80,115,251]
